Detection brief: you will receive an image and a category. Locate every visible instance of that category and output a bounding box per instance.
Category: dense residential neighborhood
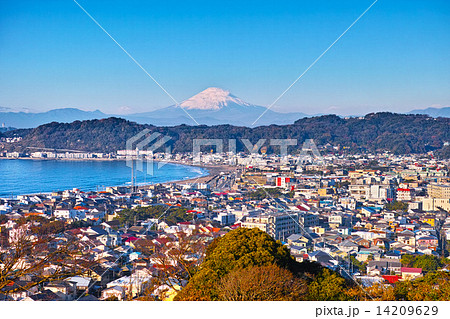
[1,149,450,300]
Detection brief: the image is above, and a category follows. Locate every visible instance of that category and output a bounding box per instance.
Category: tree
[150,231,207,294]
[307,268,350,301]
[400,255,442,273]
[175,228,297,300]
[384,201,408,212]
[0,222,93,297]
[350,255,366,274]
[413,255,441,273]
[217,265,307,301]
[247,188,283,200]
[115,205,192,227]
[348,283,396,301]
[400,254,416,268]
[394,271,450,301]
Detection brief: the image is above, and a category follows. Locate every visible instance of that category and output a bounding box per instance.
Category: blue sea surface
[0,159,208,197]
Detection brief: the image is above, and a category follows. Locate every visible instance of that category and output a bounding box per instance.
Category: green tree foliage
[115,205,191,226]
[307,268,351,301]
[247,188,283,200]
[175,228,301,300]
[400,255,442,272]
[175,228,351,301]
[9,113,450,155]
[350,255,367,274]
[384,201,409,212]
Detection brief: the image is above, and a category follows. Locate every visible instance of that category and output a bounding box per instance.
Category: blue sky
[0,0,449,116]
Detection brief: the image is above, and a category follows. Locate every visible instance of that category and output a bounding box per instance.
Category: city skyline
[0,0,449,116]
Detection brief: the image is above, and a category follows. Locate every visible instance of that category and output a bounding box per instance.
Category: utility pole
[131,157,134,193]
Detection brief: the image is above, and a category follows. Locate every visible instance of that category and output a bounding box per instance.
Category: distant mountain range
[0,108,105,129]
[407,106,450,118]
[0,88,306,128]
[1,87,448,128]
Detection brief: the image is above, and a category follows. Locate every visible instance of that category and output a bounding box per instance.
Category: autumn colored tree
[217,265,307,301]
[393,271,450,301]
[347,283,396,301]
[175,228,297,300]
[150,231,208,294]
[0,222,93,297]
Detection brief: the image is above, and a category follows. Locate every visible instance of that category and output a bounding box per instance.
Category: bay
[0,159,208,197]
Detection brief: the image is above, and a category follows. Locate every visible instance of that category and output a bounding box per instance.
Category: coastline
[0,158,237,198]
[158,162,236,186]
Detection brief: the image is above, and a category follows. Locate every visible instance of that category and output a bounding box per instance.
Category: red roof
[382,275,401,284]
[401,267,422,274]
[397,188,411,192]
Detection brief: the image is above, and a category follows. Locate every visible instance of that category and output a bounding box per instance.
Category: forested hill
[5,113,450,156]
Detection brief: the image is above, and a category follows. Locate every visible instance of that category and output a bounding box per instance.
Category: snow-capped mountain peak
[179,87,251,110]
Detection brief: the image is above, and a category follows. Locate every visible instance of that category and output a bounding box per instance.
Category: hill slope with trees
[5,113,450,156]
[174,228,353,301]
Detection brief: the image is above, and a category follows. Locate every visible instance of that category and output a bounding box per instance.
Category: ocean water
[0,159,208,197]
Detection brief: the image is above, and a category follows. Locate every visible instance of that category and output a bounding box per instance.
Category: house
[105,274,151,298]
[384,250,402,260]
[78,294,99,301]
[153,281,183,301]
[306,250,338,269]
[416,235,438,248]
[337,240,359,253]
[83,265,115,287]
[352,236,371,248]
[372,237,391,250]
[356,248,382,262]
[101,286,125,300]
[66,276,92,294]
[53,209,85,220]
[22,290,62,301]
[1,280,39,300]
[367,259,401,276]
[401,267,422,280]
[44,281,77,300]
[397,230,416,247]
[287,233,311,248]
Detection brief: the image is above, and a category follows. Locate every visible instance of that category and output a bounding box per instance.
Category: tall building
[241,212,301,241]
[428,183,450,199]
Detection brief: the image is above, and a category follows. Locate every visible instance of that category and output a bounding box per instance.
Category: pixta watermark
[126,129,322,176]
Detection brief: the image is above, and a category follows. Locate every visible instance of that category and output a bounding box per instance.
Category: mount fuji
[0,88,310,128]
[126,87,309,127]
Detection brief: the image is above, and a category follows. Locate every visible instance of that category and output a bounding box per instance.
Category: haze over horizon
[1,0,449,117]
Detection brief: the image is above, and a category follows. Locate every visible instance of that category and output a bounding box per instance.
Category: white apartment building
[242,212,301,241]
